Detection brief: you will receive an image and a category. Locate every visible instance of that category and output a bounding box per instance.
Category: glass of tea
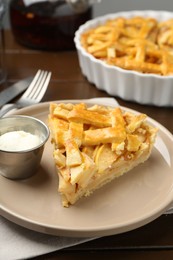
[9,0,94,51]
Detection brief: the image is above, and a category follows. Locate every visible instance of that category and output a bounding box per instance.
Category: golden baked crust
[81,16,173,75]
[48,102,157,207]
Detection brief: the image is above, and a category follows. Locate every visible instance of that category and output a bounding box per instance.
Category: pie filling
[48,102,157,207]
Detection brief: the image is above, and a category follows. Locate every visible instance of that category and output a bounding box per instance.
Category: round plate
[0,100,173,237]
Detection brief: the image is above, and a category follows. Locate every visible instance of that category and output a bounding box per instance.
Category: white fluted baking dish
[74,10,173,106]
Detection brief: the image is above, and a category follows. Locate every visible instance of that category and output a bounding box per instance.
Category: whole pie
[48,102,157,207]
[81,16,173,75]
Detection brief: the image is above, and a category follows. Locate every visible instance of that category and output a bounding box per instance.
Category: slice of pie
[48,102,157,207]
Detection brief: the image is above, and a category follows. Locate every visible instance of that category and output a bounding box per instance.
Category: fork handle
[0,104,18,117]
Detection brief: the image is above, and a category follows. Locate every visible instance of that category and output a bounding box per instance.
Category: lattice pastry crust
[48,103,157,207]
[81,16,173,75]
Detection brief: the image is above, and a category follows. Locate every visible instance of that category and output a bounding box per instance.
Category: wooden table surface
[2,30,173,260]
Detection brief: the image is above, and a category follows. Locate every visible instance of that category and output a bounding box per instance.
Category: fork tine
[21,70,43,99]
[32,71,52,101]
[28,70,47,99]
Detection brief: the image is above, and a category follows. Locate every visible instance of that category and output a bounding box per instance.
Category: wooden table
[2,30,173,260]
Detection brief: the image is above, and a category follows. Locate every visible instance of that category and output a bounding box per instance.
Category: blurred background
[3,0,173,29]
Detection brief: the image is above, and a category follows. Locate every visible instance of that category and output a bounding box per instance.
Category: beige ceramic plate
[0,100,173,237]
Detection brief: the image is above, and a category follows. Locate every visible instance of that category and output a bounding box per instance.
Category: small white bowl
[74,10,173,106]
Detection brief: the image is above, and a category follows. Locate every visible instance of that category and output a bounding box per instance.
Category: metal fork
[0,70,51,117]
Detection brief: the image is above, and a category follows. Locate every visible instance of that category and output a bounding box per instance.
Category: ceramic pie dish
[74,10,173,107]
